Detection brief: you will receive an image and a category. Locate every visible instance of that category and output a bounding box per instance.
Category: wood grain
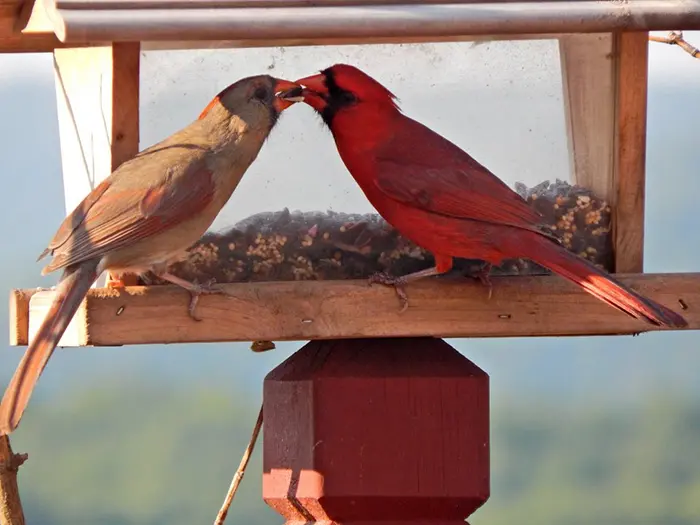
[107,42,141,285]
[612,31,649,273]
[9,273,697,347]
[263,338,489,522]
[109,42,140,172]
[140,32,563,51]
[8,289,39,347]
[559,33,615,202]
[0,3,21,35]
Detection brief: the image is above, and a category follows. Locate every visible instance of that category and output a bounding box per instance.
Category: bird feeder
[3,0,700,523]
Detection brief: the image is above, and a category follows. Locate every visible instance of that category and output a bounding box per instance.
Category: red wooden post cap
[263,337,490,524]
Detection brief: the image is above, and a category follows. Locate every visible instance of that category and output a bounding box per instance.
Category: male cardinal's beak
[273,79,304,111]
[278,86,327,113]
[284,73,330,112]
[294,73,328,95]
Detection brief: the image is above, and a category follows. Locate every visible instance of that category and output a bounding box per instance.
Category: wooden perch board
[9,273,698,347]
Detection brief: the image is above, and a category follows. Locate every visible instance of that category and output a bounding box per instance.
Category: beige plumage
[0,75,301,435]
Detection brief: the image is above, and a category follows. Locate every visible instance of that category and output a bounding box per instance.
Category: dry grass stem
[213,404,264,525]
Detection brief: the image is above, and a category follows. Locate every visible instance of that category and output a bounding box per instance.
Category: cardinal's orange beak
[294,73,329,96]
[273,79,304,111]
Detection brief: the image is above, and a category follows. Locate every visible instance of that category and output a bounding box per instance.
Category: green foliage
[475,399,700,525]
[9,387,700,525]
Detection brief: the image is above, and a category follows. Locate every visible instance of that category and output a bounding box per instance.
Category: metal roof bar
[43,0,700,44]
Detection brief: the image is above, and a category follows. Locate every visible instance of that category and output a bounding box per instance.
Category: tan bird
[0,75,302,435]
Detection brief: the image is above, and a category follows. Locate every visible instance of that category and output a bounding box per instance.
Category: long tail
[0,259,100,434]
[515,232,688,328]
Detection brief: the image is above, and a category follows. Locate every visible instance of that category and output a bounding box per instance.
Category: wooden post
[559,33,615,203]
[52,42,140,286]
[559,31,649,274]
[263,337,490,524]
[611,31,649,274]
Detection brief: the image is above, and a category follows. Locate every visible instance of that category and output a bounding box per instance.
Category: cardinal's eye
[253,86,269,100]
[339,91,357,104]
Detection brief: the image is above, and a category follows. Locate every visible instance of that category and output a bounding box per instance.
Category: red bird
[288,64,687,328]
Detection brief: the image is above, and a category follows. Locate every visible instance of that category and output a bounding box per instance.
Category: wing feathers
[373,116,544,229]
[38,178,113,261]
[42,164,216,274]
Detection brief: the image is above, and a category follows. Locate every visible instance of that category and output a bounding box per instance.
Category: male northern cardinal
[283,64,687,328]
[0,75,302,435]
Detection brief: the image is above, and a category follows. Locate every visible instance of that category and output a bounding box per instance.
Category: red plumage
[294,64,687,328]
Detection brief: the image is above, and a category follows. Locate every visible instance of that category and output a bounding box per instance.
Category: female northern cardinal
[0,75,302,435]
[283,64,687,328]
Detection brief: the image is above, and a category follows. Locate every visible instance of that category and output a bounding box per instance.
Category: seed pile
[512,179,613,274]
[144,180,613,285]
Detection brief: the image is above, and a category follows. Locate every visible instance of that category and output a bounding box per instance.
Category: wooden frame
[9,273,699,347]
[0,0,98,52]
[559,33,615,204]
[52,42,141,285]
[2,5,697,525]
[4,3,696,348]
[612,32,649,274]
[8,28,694,346]
[559,31,648,274]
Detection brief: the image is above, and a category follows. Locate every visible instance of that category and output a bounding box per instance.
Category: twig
[213,404,264,525]
[649,31,700,59]
[0,435,27,525]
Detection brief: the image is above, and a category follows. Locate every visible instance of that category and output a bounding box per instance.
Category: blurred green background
[2,35,700,525]
[10,387,700,525]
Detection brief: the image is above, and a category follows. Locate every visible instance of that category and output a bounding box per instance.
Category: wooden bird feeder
[3,0,700,523]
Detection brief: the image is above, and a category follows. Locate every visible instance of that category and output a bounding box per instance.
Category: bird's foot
[105,274,127,289]
[156,272,235,321]
[186,278,230,322]
[470,263,494,300]
[368,272,410,313]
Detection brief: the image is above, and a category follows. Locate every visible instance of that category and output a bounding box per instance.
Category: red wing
[373,117,543,228]
[43,165,216,273]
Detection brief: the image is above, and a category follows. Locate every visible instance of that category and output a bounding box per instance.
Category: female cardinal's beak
[278,86,327,112]
[294,73,328,95]
[273,79,304,111]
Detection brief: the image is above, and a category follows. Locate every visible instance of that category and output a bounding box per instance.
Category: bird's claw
[368,271,410,312]
[105,275,126,289]
[477,271,493,300]
[466,263,493,300]
[187,278,231,322]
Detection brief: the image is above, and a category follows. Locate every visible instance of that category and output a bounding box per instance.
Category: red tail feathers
[516,232,688,328]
